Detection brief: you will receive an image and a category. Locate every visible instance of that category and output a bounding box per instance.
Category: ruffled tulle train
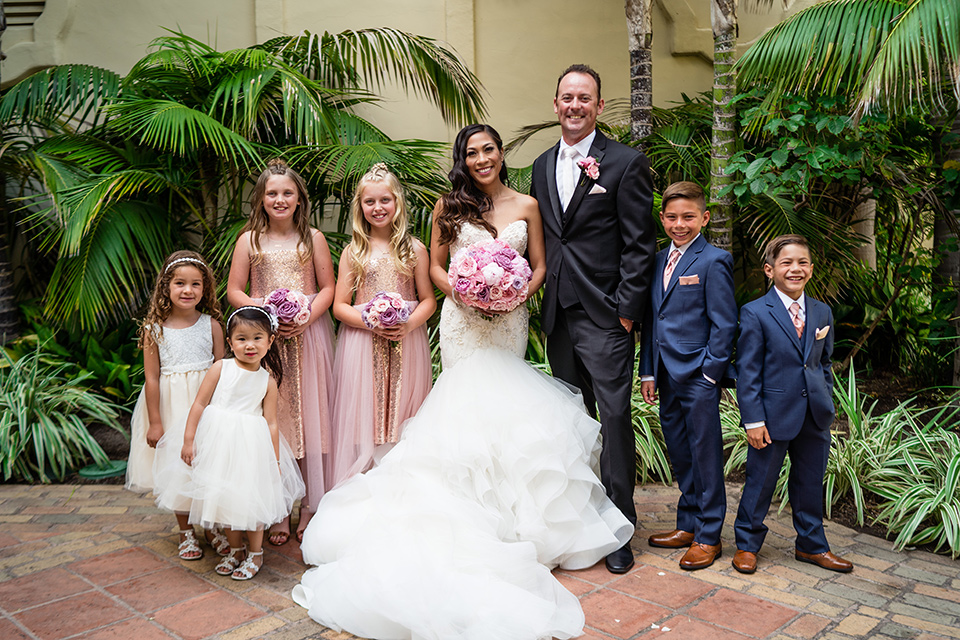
[293,349,632,640]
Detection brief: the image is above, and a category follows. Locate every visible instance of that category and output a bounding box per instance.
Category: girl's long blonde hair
[138,250,222,348]
[347,163,417,291]
[244,159,314,265]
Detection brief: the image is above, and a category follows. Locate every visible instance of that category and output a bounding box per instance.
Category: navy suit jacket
[639,234,737,385]
[530,131,656,334]
[736,287,836,440]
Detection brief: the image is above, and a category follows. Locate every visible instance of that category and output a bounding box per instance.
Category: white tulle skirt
[293,349,633,640]
[126,369,206,494]
[155,403,305,531]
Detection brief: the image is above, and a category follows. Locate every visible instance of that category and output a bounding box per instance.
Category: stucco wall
[1,0,816,166]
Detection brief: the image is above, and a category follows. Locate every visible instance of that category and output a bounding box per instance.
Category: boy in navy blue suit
[640,182,736,570]
[732,235,853,574]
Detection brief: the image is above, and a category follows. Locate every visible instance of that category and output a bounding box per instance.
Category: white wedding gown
[293,221,633,640]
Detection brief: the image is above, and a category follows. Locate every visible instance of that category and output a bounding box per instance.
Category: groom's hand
[619,317,633,333]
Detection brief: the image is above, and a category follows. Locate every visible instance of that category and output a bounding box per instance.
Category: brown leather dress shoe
[648,529,695,549]
[795,550,853,573]
[679,542,722,570]
[732,550,757,574]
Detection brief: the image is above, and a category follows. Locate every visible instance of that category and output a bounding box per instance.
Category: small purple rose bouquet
[362,291,411,330]
[264,288,312,327]
[447,239,532,313]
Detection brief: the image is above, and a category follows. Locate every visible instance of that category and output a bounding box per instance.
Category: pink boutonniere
[577,156,600,181]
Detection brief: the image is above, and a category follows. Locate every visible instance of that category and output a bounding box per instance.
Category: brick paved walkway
[1,482,958,640]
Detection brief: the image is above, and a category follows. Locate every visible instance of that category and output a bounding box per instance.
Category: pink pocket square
[815,326,830,340]
[678,275,700,285]
[588,184,607,195]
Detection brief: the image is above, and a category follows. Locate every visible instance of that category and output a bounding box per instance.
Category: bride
[293,124,634,640]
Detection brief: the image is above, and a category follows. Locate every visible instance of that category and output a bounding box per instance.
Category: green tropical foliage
[0,342,126,482]
[1,28,485,331]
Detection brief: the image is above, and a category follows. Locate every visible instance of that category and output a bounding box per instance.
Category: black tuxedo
[530,131,656,525]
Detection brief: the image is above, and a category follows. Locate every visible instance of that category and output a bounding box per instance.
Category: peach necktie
[663,249,681,291]
[789,301,804,338]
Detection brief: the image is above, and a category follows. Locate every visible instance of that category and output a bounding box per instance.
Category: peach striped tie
[663,249,681,291]
[789,301,804,338]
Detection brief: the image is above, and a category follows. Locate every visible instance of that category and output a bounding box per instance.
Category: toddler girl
[227,160,335,544]
[126,250,226,560]
[180,306,305,580]
[330,163,435,485]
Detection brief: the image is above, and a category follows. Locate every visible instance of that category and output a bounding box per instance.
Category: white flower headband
[164,256,207,273]
[227,306,279,333]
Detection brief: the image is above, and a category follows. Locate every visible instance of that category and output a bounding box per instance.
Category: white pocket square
[588,184,607,195]
[815,326,830,340]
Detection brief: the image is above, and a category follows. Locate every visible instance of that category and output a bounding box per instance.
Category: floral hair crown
[227,306,279,333]
[164,256,207,273]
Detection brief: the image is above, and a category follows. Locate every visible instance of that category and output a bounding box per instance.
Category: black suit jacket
[530,131,656,334]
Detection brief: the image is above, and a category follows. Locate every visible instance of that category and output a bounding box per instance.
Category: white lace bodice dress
[293,221,633,640]
[127,315,213,497]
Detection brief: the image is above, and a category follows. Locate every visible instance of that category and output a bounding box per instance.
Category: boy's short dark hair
[556,64,602,100]
[763,234,810,266]
[661,181,706,213]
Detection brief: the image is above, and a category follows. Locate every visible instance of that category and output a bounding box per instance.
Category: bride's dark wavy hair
[436,124,509,246]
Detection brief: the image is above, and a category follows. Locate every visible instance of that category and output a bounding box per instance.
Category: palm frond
[859,0,960,115]
[263,28,486,126]
[0,65,121,129]
[43,203,173,328]
[104,99,263,168]
[736,0,904,112]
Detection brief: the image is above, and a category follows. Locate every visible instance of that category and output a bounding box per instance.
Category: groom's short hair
[556,64,602,100]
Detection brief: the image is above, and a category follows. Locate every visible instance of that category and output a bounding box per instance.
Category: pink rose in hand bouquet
[447,239,532,313]
[362,291,412,330]
[264,288,312,327]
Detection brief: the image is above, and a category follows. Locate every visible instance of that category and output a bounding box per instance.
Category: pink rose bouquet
[362,291,411,329]
[447,239,533,313]
[264,288,312,327]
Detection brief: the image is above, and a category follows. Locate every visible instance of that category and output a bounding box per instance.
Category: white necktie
[560,147,578,210]
[663,249,681,291]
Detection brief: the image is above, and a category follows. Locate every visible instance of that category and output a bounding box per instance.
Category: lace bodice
[151,314,215,375]
[210,359,269,417]
[439,220,529,369]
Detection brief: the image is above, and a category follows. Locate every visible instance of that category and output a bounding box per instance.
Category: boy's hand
[146,422,164,448]
[746,426,772,450]
[640,380,657,404]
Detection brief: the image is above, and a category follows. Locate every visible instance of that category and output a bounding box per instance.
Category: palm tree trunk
[934,112,960,387]
[0,174,19,344]
[625,0,654,144]
[851,187,877,270]
[710,0,737,254]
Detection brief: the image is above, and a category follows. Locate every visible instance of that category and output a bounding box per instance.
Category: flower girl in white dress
[179,306,305,580]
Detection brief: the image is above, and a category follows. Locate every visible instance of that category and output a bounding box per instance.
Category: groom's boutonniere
[577,156,600,181]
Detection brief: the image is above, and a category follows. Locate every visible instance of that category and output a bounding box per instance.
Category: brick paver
[0,483,957,639]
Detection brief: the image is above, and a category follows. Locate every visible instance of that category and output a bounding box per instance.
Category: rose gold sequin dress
[329,253,432,486]
[250,248,335,510]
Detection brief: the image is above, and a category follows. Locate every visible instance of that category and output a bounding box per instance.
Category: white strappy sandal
[206,526,230,556]
[178,529,203,561]
[215,547,245,576]
[231,550,263,581]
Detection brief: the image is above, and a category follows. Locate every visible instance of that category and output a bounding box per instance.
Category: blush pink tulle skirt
[329,321,432,487]
[299,313,337,512]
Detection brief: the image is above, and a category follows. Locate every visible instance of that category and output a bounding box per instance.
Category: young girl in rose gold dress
[329,163,434,486]
[227,160,335,544]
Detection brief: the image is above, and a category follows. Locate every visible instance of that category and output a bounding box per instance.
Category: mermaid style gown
[293,221,633,640]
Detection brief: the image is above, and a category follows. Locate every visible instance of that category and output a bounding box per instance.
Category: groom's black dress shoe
[605,544,634,574]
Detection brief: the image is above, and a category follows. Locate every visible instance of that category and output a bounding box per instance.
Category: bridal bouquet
[362,291,411,329]
[447,239,532,313]
[264,288,311,326]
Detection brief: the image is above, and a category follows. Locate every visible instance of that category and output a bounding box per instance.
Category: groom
[530,64,656,573]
